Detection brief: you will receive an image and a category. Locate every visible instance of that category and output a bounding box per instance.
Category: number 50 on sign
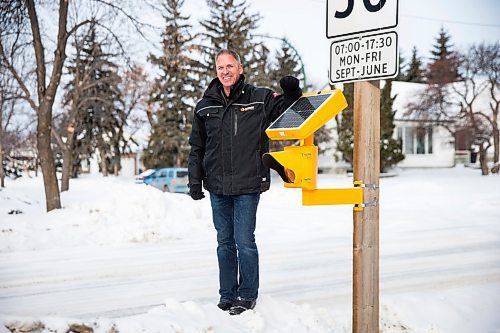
[326,0,399,38]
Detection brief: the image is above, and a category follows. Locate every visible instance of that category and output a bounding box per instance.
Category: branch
[489,79,500,113]
[44,0,70,104]
[0,40,39,111]
[25,0,46,100]
[91,0,153,42]
[66,19,94,41]
[473,111,495,128]
[51,127,65,149]
[92,20,132,68]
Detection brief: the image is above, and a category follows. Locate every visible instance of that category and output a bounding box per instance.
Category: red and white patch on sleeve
[272,92,280,98]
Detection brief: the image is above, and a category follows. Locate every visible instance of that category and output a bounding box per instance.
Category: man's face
[216,53,243,92]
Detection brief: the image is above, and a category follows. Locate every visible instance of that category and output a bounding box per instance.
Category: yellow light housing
[263,89,366,209]
[266,90,348,141]
[262,145,317,190]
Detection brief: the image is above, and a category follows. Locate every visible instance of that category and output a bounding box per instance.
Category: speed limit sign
[326,0,399,38]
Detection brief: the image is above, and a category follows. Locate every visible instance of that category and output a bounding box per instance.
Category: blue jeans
[209,192,260,303]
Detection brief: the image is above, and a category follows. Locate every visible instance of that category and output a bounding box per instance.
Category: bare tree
[0,73,20,187]
[454,45,497,175]
[405,82,457,136]
[406,43,499,175]
[1,72,11,187]
[54,22,130,189]
[474,43,500,173]
[53,23,102,191]
[119,64,149,154]
[0,67,37,187]
[0,1,150,210]
[0,1,94,210]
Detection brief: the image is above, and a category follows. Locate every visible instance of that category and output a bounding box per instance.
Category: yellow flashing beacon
[263,89,364,208]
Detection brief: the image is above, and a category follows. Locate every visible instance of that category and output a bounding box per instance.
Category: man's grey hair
[215,49,241,64]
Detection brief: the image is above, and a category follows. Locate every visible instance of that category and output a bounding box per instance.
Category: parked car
[144,167,189,193]
[135,169,156,184]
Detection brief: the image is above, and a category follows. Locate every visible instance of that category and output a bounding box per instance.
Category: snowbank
[0,175,212,252]
[1,167,499,332]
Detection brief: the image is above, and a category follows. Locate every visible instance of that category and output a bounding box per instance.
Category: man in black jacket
[188,49,301,315]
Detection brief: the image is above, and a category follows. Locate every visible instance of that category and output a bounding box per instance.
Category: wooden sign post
[352,80,380,333]
[327,2,397,331]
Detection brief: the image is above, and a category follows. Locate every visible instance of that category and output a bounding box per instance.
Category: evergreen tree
[143,0,200,168]
[335,81,404,172]
[247,43,273,88]
[63,26,125,177]
[199,0,267,86]
[266,40,305,151]
[335,83,354,166]
[59,27,93,184]
[426,27,460,83]
[380,79,404,172]
[394,52,406,81]
[88,36,124,176]
[268,39,304,91]
[430,27,453,60]
[405,46,424,83]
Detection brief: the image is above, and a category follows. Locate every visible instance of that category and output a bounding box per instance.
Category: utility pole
[352,80,380,333]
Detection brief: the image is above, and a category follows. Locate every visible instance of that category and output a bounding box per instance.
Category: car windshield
[177,170,188,178]
[142,169,155,176]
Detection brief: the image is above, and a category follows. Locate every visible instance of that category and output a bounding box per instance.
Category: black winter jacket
[188,76,298,195]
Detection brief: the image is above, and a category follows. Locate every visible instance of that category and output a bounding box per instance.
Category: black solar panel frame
[268,93,332,130]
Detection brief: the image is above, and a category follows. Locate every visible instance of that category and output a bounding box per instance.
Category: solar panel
[265,90,347,140]
[268,93,332,130]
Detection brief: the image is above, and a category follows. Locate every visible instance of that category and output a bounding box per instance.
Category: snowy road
[1,167,500,332]
[1,223,499,319]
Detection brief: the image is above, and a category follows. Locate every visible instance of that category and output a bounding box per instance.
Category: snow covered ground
[0,166,499,332]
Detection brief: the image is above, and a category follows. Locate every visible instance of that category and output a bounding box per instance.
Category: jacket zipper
[234,110,238,136]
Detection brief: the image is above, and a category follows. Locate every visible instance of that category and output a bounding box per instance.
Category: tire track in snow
[0,237,499,318]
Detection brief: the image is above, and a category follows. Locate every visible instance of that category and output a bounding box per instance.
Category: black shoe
[217,301,233,311]
[229,299,256,315]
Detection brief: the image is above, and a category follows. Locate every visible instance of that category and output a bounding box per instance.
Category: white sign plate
[329,31,398,84]
[326,0,398,38]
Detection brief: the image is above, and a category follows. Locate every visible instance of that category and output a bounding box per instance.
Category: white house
[318,79,498,172]
[392,81,456,168]
[392,80,498,169]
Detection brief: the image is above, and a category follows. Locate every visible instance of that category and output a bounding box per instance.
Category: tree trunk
[113,143,120,176]
[60,124,76,192]
[99,148,108,177]
[0,113,4,188]
[37,103,61,210]
[34,155,39,177]
[478,143,489,176]
[489,82,499,173]
[493,125,499,174]
[25,0,69,211]
[0,136,4,188]
[60,146,71,192]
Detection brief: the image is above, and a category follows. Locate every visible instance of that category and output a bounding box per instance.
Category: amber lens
[284,168,295,182]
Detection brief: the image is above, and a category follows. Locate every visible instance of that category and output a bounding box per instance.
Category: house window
[416,127,426,154]
[399,126,433,155]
